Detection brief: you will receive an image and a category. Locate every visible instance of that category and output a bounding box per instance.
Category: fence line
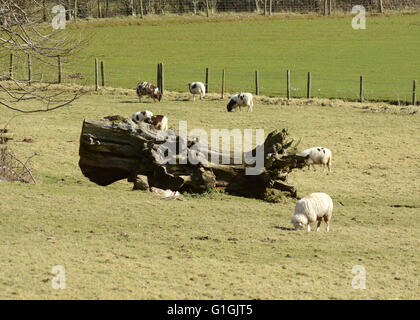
[1,55,418,105]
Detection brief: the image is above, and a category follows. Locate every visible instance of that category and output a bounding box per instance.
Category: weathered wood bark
[78,116,309,201]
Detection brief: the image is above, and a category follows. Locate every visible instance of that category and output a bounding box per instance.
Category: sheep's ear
[304,154,310,159]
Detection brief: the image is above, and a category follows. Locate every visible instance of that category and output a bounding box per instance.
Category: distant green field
[42,13,417,103]
[8,14,420,102]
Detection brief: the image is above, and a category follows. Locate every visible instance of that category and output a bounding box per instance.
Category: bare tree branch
[0,0,86,113]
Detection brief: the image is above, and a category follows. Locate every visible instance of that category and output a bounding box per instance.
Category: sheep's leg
[138,95,142,103]
[324,216,330,232]
[312,164,317,171]
[307,224,311,232]
[316,220,322,232]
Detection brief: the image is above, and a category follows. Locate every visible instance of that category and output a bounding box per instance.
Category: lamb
[226,92,254,112]
[131,111,168,131]
[301,147,332,172]
[132,110,153,123]
[188,82,206,101]
[291,192,333,232]
[146,115,169,131]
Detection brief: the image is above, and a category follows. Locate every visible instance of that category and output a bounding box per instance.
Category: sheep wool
[301,147,332,172]
[291,192,333,232]
[188,82,206,101]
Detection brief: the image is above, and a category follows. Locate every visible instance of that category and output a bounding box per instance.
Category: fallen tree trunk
[78,116,309,201]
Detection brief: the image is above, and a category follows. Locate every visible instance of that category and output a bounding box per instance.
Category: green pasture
[13,13,419,103]
[0,89,419,299]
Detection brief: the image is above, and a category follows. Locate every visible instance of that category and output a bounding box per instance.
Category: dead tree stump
[78,116,309,201]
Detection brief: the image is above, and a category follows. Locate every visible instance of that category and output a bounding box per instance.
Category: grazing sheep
[291,192,333,232]
[132,110,153,123]
[227,92,254,112]
[188,82,206,101]
[301,147,332,172]
[136,81,162,103]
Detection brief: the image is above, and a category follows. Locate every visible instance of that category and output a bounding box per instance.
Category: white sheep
[301,147,332,172]
[291,192,333,232]
[132,110,153,123]
[227,92,254,112]
[188,82,206,101]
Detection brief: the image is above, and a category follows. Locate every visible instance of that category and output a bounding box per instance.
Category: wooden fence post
[205,67,209,94]
[287,70,291,100]
[157,63,160,89]
[27,54,32,85]
[221,69,225,99]
[323,0,327,16]
[328,0,332,15]
[9,53,13,79]
[160,63,164,94]
[359,75,363,103]
[95,58,99,91]
[100,61,105,87]
[269,0,272,15]
[307,72,311,99]
[264,0,267,16]
[255,70,259,96]
[157,63,164,94]
[58,55,62,84]
[413,80,417,106]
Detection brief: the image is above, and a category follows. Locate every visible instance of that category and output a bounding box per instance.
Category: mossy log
[78,115,309,201]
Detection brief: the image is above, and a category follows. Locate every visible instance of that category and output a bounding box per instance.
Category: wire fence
[2,54,417,105]
[43,0,420,20]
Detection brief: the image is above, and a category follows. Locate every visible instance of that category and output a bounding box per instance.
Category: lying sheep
[301,147,332,172]
[132,111,168,131]
[227,92,254,112]
[132,110,153,123]
[291,192,333,232]
[146,115,168,131]
[188,82,206,101]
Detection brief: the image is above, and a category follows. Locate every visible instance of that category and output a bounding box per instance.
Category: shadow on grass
[273,225,295,231]
[120,100,153,104]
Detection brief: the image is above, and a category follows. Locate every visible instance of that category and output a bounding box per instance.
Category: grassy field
[0,88,419,299]
[14,12,419,103]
